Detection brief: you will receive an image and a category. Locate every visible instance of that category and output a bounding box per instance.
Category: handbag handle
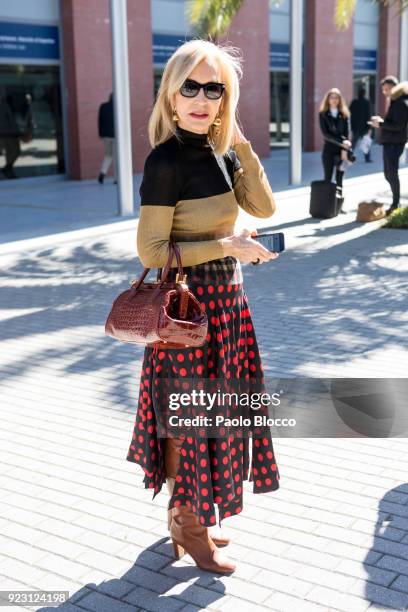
[130,242,191,320]
[156,241,184,282]
[132,242,184,292]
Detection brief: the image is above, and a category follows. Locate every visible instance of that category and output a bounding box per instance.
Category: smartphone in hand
[367,118,384,126]
[254,232,285,253]
[251,232,285,265]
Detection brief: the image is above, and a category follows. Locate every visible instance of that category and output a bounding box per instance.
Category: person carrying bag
[318,87,354,213]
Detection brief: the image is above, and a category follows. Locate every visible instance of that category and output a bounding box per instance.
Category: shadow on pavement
[241,224,407,375]
[0,225,407,408]
[364,484,408,610]
[37,538,228,611]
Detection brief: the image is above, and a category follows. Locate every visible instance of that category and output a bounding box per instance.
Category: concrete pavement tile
[208,575,273,604]
[124,585,185,610]
[73,590,139,612]
[121,564,178,594]
[264,591,329,611]
[335,558,397,587]
[304,585,372,611]
[376,555,408,577]
[74,550,130,576]
[387,574,408,594]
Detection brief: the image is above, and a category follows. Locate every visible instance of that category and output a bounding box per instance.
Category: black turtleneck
[175,125,212,148]
[139,125,241,206]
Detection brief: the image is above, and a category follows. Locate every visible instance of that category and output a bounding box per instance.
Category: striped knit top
[137,125,276,269]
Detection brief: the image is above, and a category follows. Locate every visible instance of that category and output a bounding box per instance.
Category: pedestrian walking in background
[0,94,21,179]
[97,92,116,184]
[350,87,373,162]
[126,38,281,574]
[318,87,353,213]
[370,76,408,216]
[21,93,35,143]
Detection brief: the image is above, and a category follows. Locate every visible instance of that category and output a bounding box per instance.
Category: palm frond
[186,0,245,38]
[334,0,357,30]
[187,0,212,24]
[373,0,408,13]
[186,0,408,39]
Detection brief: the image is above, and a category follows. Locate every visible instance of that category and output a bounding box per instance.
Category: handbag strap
[132,242,183,291]
[214,153,233,190]
[156,241,183,281]
[131,242,191,320]
[130,241,194,321]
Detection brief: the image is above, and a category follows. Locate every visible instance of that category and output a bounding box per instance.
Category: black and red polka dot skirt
[127,255,280,527]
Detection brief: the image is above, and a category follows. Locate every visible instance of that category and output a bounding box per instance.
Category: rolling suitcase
[310,180,343,219]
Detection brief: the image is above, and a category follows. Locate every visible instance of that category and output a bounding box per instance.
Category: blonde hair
[147,38,243,155]
[319,87,350,118]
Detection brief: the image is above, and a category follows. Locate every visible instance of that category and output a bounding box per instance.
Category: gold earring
[172,108,179,122]
[212,116,222,136]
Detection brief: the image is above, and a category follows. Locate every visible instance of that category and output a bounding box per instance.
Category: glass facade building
[0,1,64,179]
[0,0,400,181]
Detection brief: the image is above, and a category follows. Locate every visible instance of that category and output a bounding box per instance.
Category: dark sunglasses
[180,78,225,100]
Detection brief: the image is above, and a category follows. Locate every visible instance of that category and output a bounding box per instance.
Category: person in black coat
[350,87,372,162]
[0,94,21,179]
[318,88,352,212]
[97,93,115,184]
[370,76,408,215]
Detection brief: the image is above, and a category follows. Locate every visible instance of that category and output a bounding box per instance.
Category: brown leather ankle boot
[170,504,236,574]
[165,438,230,547]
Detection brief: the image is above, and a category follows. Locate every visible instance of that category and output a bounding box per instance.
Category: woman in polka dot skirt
[127,39,281,574]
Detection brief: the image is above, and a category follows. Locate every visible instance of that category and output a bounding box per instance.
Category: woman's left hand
[343,139,352,149]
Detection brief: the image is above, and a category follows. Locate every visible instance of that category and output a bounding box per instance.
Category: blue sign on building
[270,43,305,71]
[154,35,296,71]
[0,21,60,61]
[153,34,373,74]
[153,33,193,65]
[270,43,289,70]
[354,49,377,72]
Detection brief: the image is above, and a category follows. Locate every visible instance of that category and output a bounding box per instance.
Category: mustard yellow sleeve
[137,148,225,268]
[137,205,225,269]
[232,141,276,218]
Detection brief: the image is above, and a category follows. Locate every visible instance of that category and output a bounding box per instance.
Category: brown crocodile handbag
[105,242,208,348]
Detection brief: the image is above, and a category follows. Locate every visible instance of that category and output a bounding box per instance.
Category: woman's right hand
[221,228,279,264]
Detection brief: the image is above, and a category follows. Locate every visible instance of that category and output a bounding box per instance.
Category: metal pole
[400,7,408,165]
[289,0,303,185]
[110,0,134,215]
[58,0,70,179]
[400,6,408,82]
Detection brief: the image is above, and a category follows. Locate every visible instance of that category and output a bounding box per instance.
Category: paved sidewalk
[0,159,407,611]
